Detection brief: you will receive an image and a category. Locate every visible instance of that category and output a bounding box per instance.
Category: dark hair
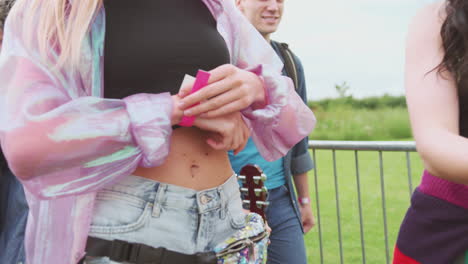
[438,0,468,94]
[0,0,15,30]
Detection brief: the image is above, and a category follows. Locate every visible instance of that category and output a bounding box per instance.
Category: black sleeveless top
[103,0,230,99]
[459,91,468,137]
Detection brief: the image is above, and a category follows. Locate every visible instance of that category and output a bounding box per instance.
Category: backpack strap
[274,41,299,90]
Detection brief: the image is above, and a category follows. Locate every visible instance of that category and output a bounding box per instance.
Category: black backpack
[274,41,299,90]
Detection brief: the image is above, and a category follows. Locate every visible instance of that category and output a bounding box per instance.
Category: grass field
[303,149,424,264]
[310,107,412,141]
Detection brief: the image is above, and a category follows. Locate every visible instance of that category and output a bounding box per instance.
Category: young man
[0,1,28,263]
[231,0,315,263]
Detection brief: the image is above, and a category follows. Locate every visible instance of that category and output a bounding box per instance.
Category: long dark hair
[438,0,468,94]
[0,0,15,30]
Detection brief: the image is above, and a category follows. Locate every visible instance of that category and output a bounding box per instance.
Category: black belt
[82,237,217,264]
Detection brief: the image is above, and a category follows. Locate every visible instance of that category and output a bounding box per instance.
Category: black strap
[274,41,299,90]
[83,237,217,264]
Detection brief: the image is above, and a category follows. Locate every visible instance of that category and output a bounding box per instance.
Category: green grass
[310,107,412,141]
[303,149,424,264]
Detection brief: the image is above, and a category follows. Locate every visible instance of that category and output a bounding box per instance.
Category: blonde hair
[11,0,102,68]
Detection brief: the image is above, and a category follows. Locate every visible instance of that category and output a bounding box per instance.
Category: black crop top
[459,90,468,137]
[103,0,230,99]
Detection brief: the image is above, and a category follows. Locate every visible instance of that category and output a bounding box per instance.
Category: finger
[192,118,216,132]
[208,64,237,84]
[233,129,242,154]
[206,132,226,150]
[198,98,249,119]
[184,88,245,117]
[206,138,225,150]
[234,138,247,154]
[233,128,248,155]
[207,132,233,151]
[179,77,233,110]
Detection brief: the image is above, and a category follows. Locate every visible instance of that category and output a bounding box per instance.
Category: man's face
[237,0,284,38]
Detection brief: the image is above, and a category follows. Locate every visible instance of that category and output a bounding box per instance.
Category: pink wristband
[178,70,211,127]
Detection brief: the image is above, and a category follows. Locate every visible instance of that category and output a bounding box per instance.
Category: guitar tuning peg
[240,187,249,193]
[253,187,268,197]
[237,175,246,182]
[242,200,251,205]
[255,201,269,209]
[252,173,267,184]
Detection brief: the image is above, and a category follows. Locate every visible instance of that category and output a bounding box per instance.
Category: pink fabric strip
[179,70,211,127]
[418,170,468,209]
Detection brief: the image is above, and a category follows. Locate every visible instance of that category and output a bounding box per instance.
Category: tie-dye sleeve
[0,14,173,199]
[223,1,316,162]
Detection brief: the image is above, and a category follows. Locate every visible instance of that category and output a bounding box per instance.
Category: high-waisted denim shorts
[86,174,245,264]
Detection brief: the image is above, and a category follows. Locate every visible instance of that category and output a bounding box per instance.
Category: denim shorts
[86,174,245,264]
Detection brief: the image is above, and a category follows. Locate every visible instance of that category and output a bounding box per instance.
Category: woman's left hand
[193,112,250,154]
[178,64,265,118]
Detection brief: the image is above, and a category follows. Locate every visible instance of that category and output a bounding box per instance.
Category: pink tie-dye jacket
[0,0,316,263]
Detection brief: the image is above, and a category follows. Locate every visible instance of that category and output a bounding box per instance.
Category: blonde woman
[0,0,316,263]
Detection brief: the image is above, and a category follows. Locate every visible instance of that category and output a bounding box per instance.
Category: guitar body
[238,164,269,220]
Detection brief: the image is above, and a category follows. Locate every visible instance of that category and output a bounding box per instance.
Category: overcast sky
[274,0,440,100]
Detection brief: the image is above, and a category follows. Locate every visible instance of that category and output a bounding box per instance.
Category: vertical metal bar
[332,150,344,264]
[406,151,414,197]
[354,151,366,264]
[379,151,390,264]
[312,149,324,264]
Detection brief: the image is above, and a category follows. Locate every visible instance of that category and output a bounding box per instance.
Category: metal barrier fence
[308,140,417,264]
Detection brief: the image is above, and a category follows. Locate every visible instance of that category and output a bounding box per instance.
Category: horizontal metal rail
[309,140,416,152]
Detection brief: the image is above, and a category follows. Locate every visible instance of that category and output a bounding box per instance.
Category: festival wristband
[178,70,211,127]
[299,197,310,206]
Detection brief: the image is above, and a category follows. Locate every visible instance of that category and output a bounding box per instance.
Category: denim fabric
[0,163,28,264]
[265,185,307,264]
[85,174,245,264]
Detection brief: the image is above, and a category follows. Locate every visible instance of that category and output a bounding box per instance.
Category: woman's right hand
[193,112,250,154]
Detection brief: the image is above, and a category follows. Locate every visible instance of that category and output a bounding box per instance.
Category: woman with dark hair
[0,0,316,263]
[393,1,468,263]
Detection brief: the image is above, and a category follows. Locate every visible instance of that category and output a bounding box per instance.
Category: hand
[299,203,316,233]
[193,112,250,154]
[171,95,184,126]
[178,64,265,118]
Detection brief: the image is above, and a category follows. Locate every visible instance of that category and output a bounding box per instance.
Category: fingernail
[184,110,192,116]
[178,101,185,108]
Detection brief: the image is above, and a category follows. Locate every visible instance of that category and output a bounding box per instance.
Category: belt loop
[152,184,165,218]
[218,186,226,220]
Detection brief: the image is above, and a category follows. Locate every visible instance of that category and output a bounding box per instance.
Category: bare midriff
[133,127,234,190]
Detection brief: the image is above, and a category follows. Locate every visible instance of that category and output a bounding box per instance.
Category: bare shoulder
[408,1,446,42]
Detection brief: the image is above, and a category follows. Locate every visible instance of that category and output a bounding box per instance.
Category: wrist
[251,75,267,109]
